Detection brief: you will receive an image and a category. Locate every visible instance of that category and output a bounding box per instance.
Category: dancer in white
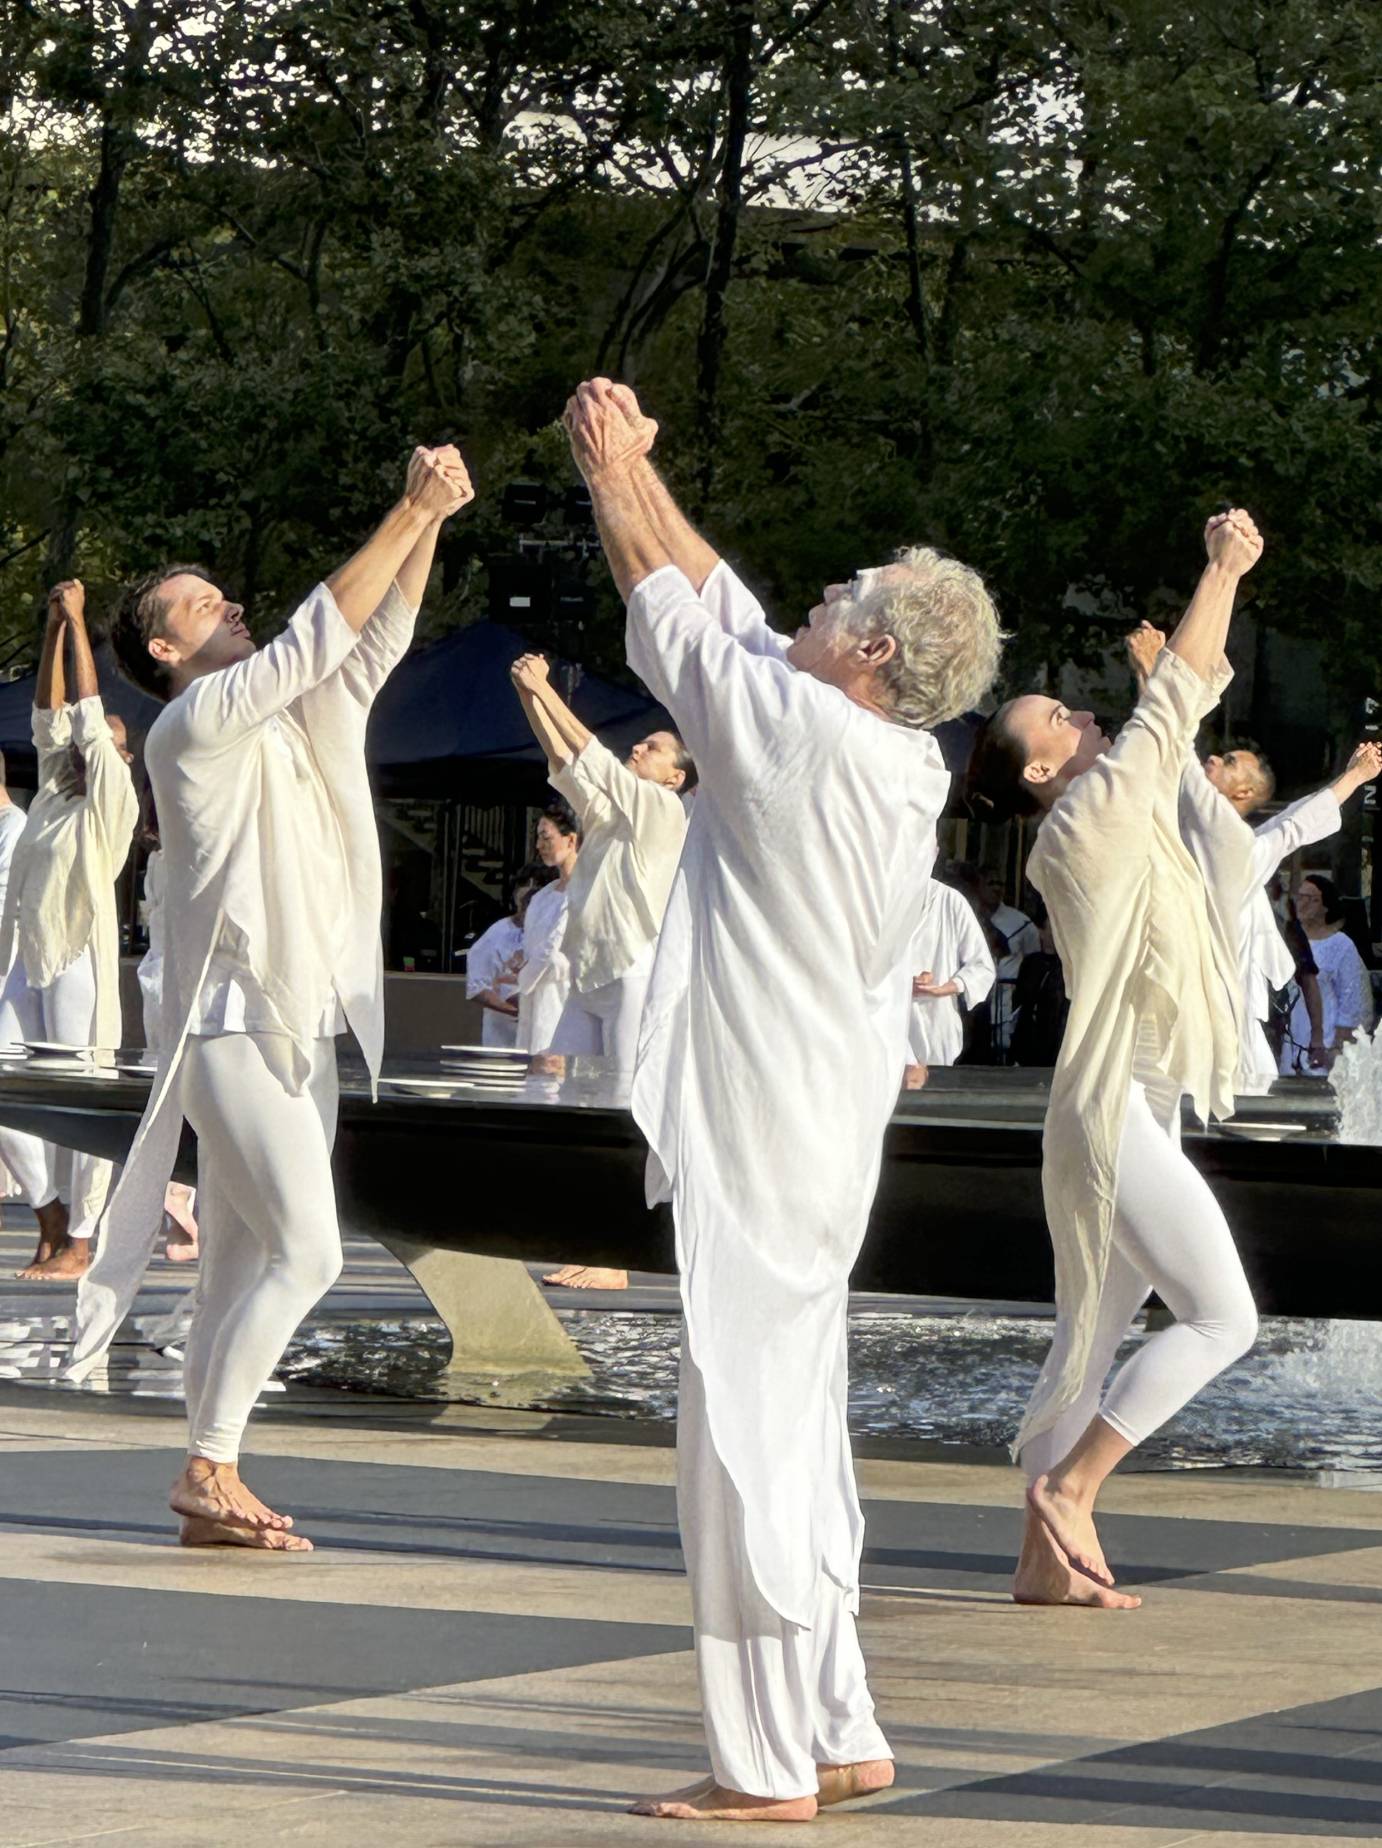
[905,877,995,1071]
[1129,621,1381,1088]
[516,809,578,1052]
[69,444,472,1550]
[465,874,536,1047]
[564,378,1002,1821]
[136,821,199,1261]
[0,581,138,1280]
[511,654,692,1069]
[967,509,1263,1612]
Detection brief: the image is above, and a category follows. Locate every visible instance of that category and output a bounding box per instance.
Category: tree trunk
[695,0,756,500]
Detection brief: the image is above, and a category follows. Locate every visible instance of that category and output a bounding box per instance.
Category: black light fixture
[563,483,594,528]
[501,480,551,528]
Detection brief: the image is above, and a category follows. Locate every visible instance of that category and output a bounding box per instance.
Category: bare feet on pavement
[169,1457,293,1530]
[179,1516,313,1552]
[1027,1472,1115,1586]
[17,1232,90,1281]
[542,1265,629,1290]
[17,1198,69,1275]
[630,1776,816,1821]
[816,1759,895,1806]
[1013,1507,1140,1609]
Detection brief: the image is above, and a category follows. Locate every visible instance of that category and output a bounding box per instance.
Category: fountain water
[1331,1028,1382,1145]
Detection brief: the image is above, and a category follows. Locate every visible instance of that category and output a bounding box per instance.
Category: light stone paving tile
[0,1531,694,1627]
[1216,1543,1382,1590]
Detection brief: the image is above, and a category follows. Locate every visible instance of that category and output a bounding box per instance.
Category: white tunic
[1179,772,1343,1089]
[0,697,138,1054]
[70,582,416,1379]
[628,560,949,1626]
[549,738,687,993]
[904,882,995,1067]
[516,881,570,1052]
[0,804,29,940]
[1281,929,1371,1073]
[988,902,1040,1051]
[1018,651,1249,1458]
[465,914,522,1048]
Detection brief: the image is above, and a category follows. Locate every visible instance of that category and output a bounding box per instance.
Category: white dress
[905,881,995,1067]
[465,914,522,1047]
[516,881,570,1053]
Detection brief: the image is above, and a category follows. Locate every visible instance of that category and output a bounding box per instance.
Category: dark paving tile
[1,1450,1377,1593]
[0,1579,688,1751]
[885,1684,1382,1836]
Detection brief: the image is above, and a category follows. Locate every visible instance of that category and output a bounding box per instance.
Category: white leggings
[180,1032,342,1464]
[0,949,111,1233]
[1022,1080,1259,1481]
[550,947,654,1070]
[678,1350,891,1800]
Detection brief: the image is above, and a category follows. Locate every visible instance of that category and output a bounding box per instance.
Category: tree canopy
[3,0,1378,703]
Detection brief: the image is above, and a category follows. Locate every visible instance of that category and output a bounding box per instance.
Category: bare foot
[18,1199,69,1275]
[1013,1509,1140,1609]
[541,1265,629,1290]
[163,1185,199,1262]
[816,1759,895,1807]
[169,1457,293,1530]
[1027,1472,1114,1587]
[630,1777,816,1821]
[17,1235,90,1281]
[179,1515,313,1552]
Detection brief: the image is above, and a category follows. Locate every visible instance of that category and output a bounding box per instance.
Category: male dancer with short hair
[0,580,138,1279]
[69,445,472,1550]
[565,378,1002,1820]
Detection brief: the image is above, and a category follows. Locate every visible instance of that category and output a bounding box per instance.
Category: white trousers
[480,1007,519,1048]
[1022,1080,1259,1480]
[0,948,112,1233]
[678,1349,891,1800]
[180,1032,342,1463]
[550,947,654,1070]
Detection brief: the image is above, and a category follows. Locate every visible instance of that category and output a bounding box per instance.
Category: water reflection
[7,1303,1379,1474]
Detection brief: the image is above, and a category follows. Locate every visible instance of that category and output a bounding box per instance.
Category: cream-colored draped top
[1017,650,1250,1458]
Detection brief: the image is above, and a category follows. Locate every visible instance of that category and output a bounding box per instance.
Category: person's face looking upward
[627,730,685,790]
[146,574,253,683]
[788,566,899,689]
[1203,749,1264,817]
[1003,695,1110,798]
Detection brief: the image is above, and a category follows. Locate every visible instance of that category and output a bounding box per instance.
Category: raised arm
[1164,509,1262,680]
[326,447,472,633]
[36,586,69,711]
[563,380,671,601]
[511,654,593,768]
[1329,740,1382,807]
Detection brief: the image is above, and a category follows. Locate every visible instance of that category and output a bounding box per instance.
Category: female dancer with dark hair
[966,509,1263,1608]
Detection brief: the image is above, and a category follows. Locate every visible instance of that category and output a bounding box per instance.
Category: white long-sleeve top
[1020,650,1249,1459]
[905,882,995,1067]
[1249,787,1341,1003]
[515,880,570,1051]
[0,803,29,944]
[466,913,522,1048]
[0,697,138,1052]
[628,559,949,1626]
[548,737,687,993]
[71,581,417,1379]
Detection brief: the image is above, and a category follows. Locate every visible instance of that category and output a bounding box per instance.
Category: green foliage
[1,0,1378,702]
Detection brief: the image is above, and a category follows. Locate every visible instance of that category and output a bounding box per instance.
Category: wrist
[397,492,437,535]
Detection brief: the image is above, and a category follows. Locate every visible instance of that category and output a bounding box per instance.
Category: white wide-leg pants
[1022,1079,1259,1480]
[180,1032,342,1463]
[0,948,112,1232]
[551,947,654,1070]
[678,1348,891,1800]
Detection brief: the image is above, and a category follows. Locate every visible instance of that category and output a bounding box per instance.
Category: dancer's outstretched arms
[1329,740,1382,806]
[63,580,100,703]
[599,386,720,594]
[511,654,593,768]
[327,448,472,632]
[36,587,68,711]
[394,447,471,611]
[564,380,671,601]
[1165,509,1262,680]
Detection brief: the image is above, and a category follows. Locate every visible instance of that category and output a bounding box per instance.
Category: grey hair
[829,546,1005,729]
